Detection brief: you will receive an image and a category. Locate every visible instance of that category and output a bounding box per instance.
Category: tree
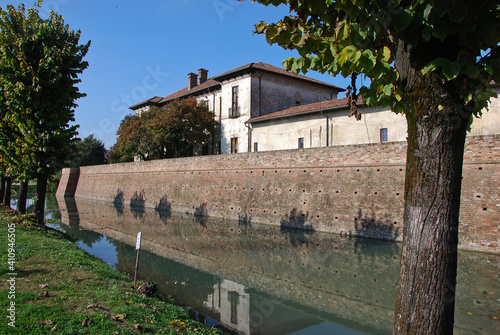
[252,0,499,333]
[150,98,218,158]
[110,97,218,162]
[0,3,90,222]
[67,135,108,167]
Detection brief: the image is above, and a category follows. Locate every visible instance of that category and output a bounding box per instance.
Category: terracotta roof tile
[213,62,345,91]
[131,62,345,110]
[128,96,163,109]
[247,97,364,123]
[159,78,220,103]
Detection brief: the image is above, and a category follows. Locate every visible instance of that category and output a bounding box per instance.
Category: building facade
[129,62,344,154]
[130,65,500,154]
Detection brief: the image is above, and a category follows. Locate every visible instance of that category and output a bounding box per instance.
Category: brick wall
[57,135,500,253]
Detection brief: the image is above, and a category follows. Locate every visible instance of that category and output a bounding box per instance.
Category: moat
[42,195,499,334]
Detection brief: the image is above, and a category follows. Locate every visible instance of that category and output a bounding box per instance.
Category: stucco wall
[58,135,499,253]
[250,72,339,117]
[251,105,408,151]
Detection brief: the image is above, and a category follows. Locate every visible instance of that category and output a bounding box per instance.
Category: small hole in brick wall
[354,191,358,194]
[337,169,340,172]
[335,216,338,219]
[357,169,360,172]
[316,215,320,218]
[320,169,323,172]
[396,193,400,195]
[289,170,291,173]
[289,189,292,192]
[303,189,306,192]
[399,168,403,172]
[336,190,339,193]
[304,170,307,173]
[318,190,322,193]
[377,169,380,172]
[251,171,253,173]
[375,192,378,194]
[476,195,481,198]
[274,211,277,214]
[483,207,487,211]
[394,222,397,225]
[275,170,277,173]
[478,167,483,170]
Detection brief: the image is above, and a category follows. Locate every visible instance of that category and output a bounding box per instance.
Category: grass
[0,205,222,334]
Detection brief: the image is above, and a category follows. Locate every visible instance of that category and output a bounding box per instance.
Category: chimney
[198,68,208,85]
[188,72,198,90]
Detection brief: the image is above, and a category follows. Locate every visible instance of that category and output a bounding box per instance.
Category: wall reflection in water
[54,195,499,335]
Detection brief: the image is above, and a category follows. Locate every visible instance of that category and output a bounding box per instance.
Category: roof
[247,97,364,123]
[130,62,346,110]
[128,96,163,110]
[213,62,345,91]
[159,78,220,104]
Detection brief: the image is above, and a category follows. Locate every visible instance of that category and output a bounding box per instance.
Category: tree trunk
[0,176,5,204]
[33,174,47,225]
[393,74,470,334]
[3,177,12,208]
[17,180,29,214]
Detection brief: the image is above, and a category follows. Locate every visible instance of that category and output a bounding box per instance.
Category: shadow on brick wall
[114,189,124,216]
[130,190,145,220]
[280,208,315,246]
[155,195,171,224]
[194,201,208,227]
[354,209,401,241]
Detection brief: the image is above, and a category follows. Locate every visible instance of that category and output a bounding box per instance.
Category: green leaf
[448,2,468,23]
[378,46,391,62]
[441,60,460,80]
[393,9,413,33]
[358,50,375,71]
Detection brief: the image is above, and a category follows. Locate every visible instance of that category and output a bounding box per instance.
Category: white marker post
[133,232,142,287]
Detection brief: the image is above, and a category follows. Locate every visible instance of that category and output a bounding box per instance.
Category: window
[231,86,239,117]
[253,142,258,152]
[380,128,388,143]
[231,137,238,153]
[204,100,209,108]
[298,137,304,149]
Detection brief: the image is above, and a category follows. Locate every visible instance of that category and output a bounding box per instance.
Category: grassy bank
[0,205,222,334]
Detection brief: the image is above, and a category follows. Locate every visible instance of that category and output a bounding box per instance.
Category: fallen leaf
[50,325,59,333]
[134,323,144,331]
[39,283,50,288]
[39,291,50,297]
[139,303,146,308]
[467,312,473,315]
[125,301,134,305]
[81,317,92,326]
[37,320,54,325]
[111,313,127,321]
[86,304,98,309]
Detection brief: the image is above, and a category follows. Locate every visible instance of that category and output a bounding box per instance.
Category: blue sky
[6,0,352,148]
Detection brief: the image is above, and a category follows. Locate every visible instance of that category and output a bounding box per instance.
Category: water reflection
[52,195,499,335]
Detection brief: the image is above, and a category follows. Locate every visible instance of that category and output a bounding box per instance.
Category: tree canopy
[252,1,499,334]
[109,97,218,163]
[66,135,108,167]
[254,0,499,115]
[0,3,90,221]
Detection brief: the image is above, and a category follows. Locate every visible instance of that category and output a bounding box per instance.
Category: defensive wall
[57,135,500,253]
